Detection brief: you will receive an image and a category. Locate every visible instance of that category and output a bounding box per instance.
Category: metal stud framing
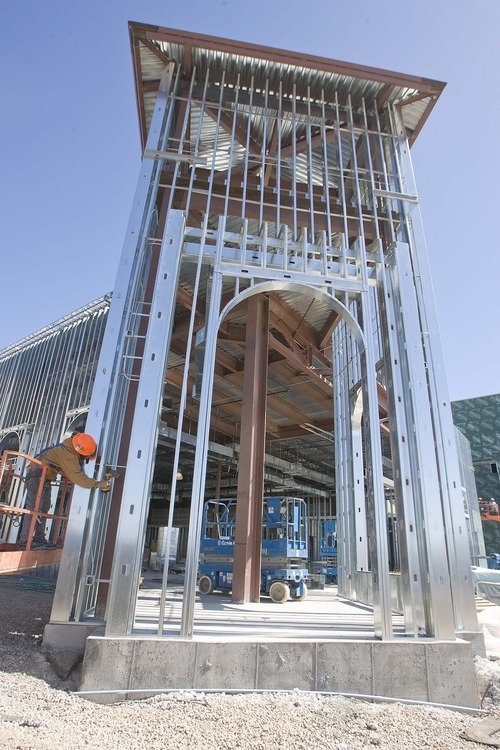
[0,298,110,542]
[51,62,179,622]
[0,29,478,645]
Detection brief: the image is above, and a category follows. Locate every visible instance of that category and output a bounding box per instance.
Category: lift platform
[0,545,63,574]
[0,450,73,574]
[479,499,500,522]
[198,496,309,602]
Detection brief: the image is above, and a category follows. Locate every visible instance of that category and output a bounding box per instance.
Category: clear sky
[1,0,499,402]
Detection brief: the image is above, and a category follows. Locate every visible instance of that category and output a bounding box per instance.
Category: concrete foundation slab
[82,637,135,692]
[130,639,197,690]
[316,641,373,694]
[194,642,256,689]
[51,582,482,708]
[256,642,315,691]
[372,642,428,701]
[79,636,480,708]
[425,640,478,706]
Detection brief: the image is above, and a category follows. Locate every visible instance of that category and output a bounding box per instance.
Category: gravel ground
[1,574,500,750]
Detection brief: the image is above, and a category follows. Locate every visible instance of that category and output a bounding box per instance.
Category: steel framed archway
[179,276,392,637]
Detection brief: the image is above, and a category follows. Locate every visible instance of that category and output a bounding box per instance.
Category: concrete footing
[42,621,103,654]
[78,636,480,708]
[42,621,104,681]
[459,629,487,658]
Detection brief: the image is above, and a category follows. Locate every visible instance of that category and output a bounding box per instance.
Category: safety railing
[0,450,74,552]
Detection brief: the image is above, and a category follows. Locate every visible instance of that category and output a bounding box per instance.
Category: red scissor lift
[0,451,74,572]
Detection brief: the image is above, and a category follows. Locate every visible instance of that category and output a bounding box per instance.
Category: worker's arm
[46,448,109,490]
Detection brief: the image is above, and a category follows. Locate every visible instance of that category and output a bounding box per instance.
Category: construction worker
[18,433,110,549]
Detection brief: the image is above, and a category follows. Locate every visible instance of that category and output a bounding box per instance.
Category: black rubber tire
[290,583,308,601]
[198,575,214,595]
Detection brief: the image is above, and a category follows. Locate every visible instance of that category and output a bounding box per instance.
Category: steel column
[104,210,184,635]
[375,240,426,635]
[390,106,478,634]
[50,63,178,622]
[359,287,393,639]
[233,295,269,603]
[351,391,369,574]
[334,324,356,599]
[180,270,224,637]
[388,241,455,637]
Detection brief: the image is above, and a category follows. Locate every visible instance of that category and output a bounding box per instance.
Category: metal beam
[105,210,184,635]
[233,296,269,603]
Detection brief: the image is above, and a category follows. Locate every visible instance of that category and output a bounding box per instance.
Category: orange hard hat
[72,433,97,457]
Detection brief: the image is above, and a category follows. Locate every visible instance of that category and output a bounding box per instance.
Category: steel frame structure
[0,296,110,543]
[46,24,477,643]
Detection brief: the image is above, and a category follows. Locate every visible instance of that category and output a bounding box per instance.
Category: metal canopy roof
[129,21,445,151]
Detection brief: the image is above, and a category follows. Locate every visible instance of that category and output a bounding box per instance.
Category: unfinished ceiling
[125,22,417,504]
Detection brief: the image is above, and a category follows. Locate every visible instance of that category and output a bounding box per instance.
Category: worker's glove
[98,480,111,492]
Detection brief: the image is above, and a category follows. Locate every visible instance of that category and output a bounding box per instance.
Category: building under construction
[0,22,485,707]
[453,394,500,557]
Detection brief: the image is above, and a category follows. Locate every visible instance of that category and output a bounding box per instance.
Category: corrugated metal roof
[274,287,335,332]
[130,23,445,151]
[140,46,164,80]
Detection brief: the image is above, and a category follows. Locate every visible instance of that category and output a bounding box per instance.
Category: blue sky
[1,0,499,401]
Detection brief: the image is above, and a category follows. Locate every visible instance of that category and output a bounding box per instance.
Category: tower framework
[43,23,481,703]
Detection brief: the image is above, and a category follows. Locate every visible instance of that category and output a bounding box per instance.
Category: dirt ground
[2,573,500,750]
[0,574,77,690]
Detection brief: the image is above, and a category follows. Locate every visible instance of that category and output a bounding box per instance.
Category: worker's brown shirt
[30,438,100,489]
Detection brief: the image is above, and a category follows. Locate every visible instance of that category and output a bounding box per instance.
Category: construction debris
[461,718,500,746]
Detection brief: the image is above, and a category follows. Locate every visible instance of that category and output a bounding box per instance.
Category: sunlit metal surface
[0,296,110,543]
[0,25,478,651]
